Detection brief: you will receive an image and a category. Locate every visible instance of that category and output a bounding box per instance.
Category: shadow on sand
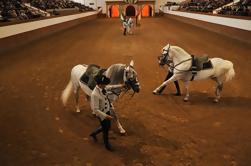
[169,91,251,109]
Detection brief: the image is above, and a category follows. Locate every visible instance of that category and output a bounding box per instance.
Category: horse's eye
[127,73,133,79]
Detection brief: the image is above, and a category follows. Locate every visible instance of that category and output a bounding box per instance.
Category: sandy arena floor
[0,17,251,166]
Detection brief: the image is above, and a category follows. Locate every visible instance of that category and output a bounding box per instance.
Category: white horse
[123,17,134,35]
[127,17,134,34]
[61,60,140,134]
[153,44,235,103]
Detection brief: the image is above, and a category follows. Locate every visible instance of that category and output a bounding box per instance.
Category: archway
[126,5,136,16]
[111,5,119,17]
[141,5,152,17]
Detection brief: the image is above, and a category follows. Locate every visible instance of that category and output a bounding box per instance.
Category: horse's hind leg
[213,77,223,103]
[74,86,81,113]
[183,80,190,102]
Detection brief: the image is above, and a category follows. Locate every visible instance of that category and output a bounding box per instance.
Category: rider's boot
[174,81,181,96]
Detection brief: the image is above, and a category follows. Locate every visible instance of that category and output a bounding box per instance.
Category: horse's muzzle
[133,85,140,93]
[126,80,140,93]
[158,55,166,66]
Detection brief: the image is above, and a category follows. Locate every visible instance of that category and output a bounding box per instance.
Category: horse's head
[158,44,172,66]
[124,60,140,93]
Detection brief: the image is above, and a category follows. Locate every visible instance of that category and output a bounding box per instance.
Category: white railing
[164,10,251,31]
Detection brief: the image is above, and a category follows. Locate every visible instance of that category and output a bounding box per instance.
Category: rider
[89,74,114,151]
[157,63,181,96]
[123,16,128,36]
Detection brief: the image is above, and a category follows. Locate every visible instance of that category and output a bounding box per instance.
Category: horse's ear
[129,60,134,67]
[166,44,171,51]
[163,44,170,51]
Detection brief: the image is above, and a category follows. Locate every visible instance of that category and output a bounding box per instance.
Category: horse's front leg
[214,77,223,103]
[127,27,130,34]
[110,109,126,135]
[183,80,190,102]
[153,75,176,95]
[129,27,133,34]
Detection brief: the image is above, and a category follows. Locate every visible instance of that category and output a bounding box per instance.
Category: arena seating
[0,0,44,22]
[217,0,251,16]
[175,0,251,17]
[29,0,94,12]
[164,2,178,7]
[0,0,94,24]
[180,0,233,13]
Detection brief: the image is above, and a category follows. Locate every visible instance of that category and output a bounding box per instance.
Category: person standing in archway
[109,7,112,18]
[136,12,139,26]
[136,11,141,26]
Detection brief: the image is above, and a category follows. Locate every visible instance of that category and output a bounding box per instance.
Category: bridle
[123,65,140,96]
[106,66,138,99]
[158,45,171,66]
[159,45,192,73]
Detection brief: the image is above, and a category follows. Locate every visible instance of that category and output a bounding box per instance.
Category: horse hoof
[76,109,81,113]
[214,99,219,103]
[153,90,161,95]
[120,131,126,136]
[173,93,181,96]
[183,98,188,102]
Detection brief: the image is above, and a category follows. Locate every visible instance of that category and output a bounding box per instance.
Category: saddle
[80,64,106,90]
[191,55,213,71]
[190,55,213,81]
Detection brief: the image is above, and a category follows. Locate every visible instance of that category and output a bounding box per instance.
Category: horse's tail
[61,80,73,106]
[223,60,235,82]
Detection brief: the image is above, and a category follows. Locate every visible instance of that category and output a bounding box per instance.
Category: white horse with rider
[61,60,140,134]
[153,44,235,103]
[122,17,134,35]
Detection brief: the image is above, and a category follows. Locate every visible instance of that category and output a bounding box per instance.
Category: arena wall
[0,11,99,54]
[164,11,251,44]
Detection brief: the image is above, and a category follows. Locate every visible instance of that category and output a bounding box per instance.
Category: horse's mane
[105,64,125,85]
[171,45,191,58]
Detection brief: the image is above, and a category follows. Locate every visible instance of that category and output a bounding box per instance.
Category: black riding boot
[90,126,102,142]
[174,81,181,96]
[123,28,126,36]
[101,119,112,151]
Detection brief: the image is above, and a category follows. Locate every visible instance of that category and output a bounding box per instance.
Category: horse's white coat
[61,61,138,133]
[124,17,134,35]
[154,44,235,102]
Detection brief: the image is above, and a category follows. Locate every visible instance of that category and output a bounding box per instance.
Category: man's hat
[94,75,111,85]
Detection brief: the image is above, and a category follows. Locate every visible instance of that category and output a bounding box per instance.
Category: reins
[167,58,192,72]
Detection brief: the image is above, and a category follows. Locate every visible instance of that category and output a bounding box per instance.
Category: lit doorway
[141,5,152,17]
[126,5,136,16]
[110,5,119,17]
